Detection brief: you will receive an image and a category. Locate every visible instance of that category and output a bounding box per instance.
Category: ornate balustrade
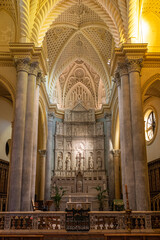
[0,211,160,232]
[89,211,160,231]
[0,212,65,230]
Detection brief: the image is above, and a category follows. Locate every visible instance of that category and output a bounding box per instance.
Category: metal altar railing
[0,211,160,232]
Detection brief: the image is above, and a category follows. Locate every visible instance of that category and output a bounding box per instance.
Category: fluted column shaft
[113,149,121,199]
[31,73,42,201]
[128,60,150,210]
[21,62,38,211]
[39,150,46,200]
[8,58,29,211]
[44,113,54,201]
[119,64,136,210]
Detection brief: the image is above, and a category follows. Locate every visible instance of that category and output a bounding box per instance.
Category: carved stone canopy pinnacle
[127,59,143,73]
[36,72,45,86]
[15,58,30,73]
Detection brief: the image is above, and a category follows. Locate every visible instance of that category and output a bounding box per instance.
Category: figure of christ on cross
[76,152,85,171]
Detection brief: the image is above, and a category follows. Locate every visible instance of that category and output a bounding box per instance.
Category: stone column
[112,149,121,199]
[8,58,29,211]
[38,150,46,200]
[118,63,136,210]
[113,73,126,205]
[105,113,115,206]
[31,72,43,201]
[21,62,38,211]
[44,113,54,201]
[128,59,150,210]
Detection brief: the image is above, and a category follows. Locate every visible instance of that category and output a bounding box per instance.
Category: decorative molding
[113,72,121,88]
[104,112,112,122]
[15,58,30,73]
[29,62,39,76]
[127,59,143,74]
[48,112,55,119]
[117,62,128,77]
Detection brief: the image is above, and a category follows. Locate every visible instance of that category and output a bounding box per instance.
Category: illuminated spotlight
[107,59,111,65]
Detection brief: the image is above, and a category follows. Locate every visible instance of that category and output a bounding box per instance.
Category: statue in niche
[96,123,103,135]
[57,122,63,135]
[57,153,63,170]
[67,141,71,150]
[88,125,92,135]
[74,126,77,136]
[66,126,71,136]
[88,110,93,121]
[65,153,71,171]
[77,180,83,193]
[97,156,102,169]
[76,172,83,193]
[66,110,71,121]
[88,152,94,169]
[76,152,84,170]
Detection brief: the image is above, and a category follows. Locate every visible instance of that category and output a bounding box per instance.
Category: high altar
[51,103,108,210]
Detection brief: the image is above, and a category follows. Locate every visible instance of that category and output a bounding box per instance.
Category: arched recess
[0,74,15,105]
[62,62,97,101]
[35,97,48,201]
[0,9,16,50]
[142,73,160,100]
[0,78,15,208]
[65,82,95,109]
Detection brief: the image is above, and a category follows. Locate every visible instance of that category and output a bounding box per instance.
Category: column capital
[29,62,39,76]
[113,71,121,87]
[112,149,121,157]
[117,62,128,77]
[48,112,55,120]
[104,112,112,122]
[15,58,30,73]
[39,149,46,157]
[127,59,143,73]
[36,72,46,86]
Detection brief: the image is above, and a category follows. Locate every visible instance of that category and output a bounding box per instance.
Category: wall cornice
[111,43,148,76]
[9,43,47,75]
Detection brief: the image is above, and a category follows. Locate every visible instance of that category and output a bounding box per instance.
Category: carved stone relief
[52,104,107,210]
